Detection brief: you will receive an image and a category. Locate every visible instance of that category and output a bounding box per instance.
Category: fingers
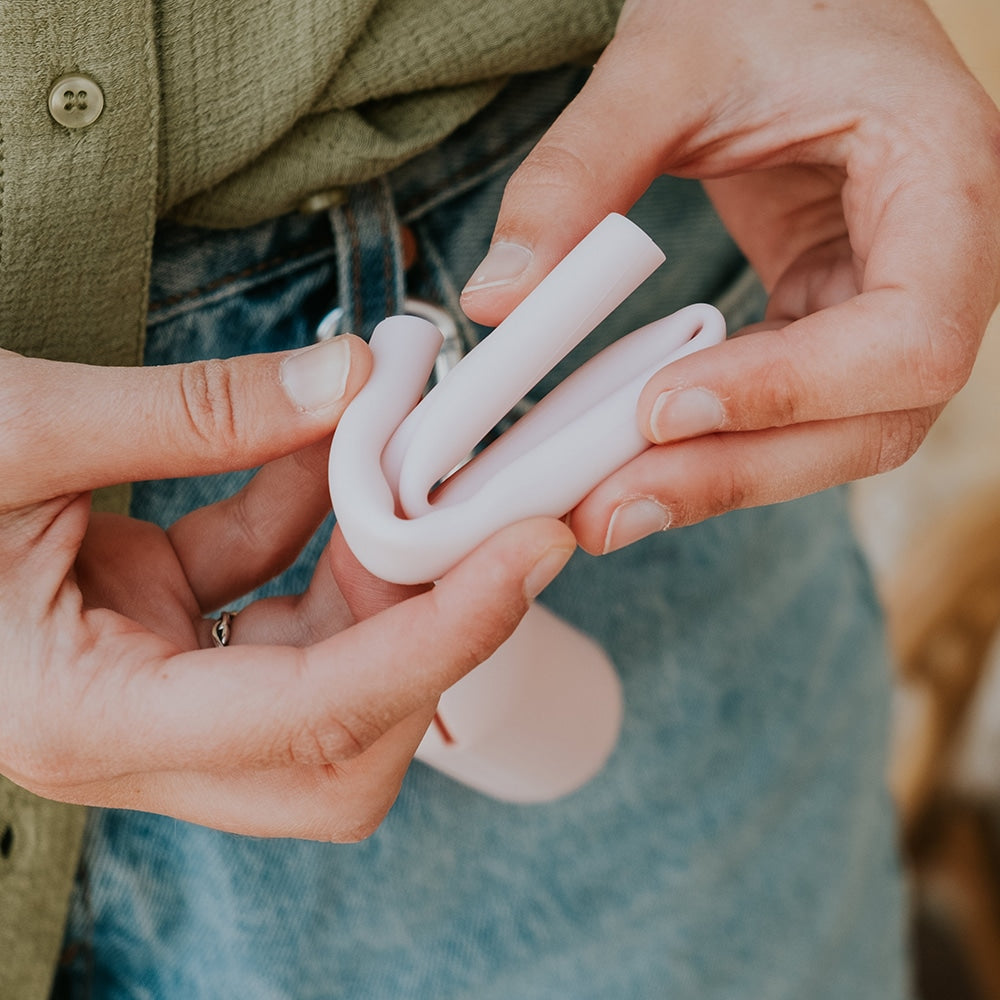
[210,529,428,650]
[168,437,335,613]
[10,518,575,792]
[326,525,430,623]
[671,73,1000,443]
[458,0,1000,430]
[569,406,940,554]
[93,708,439,840]
[263,518,574,770]
[459,34,685,326]
[0,335,371,508]
[634,291,984,459]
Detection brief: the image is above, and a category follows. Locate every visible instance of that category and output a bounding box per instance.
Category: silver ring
[211,611,237,648]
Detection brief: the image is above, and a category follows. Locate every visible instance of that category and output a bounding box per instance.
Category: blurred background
[850,1,1000,996]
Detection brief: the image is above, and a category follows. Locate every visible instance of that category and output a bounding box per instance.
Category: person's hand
[461,0,1000,555]
[0,340,575,839]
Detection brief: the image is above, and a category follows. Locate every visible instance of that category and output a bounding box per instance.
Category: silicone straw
[329,213,725,584]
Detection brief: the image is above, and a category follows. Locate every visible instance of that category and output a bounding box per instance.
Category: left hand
[0,341,574,839]
[461,0,1000,554]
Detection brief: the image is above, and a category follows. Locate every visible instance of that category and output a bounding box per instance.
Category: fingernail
[650,388,724,444]
[524,544,576,600]
[462,242,533,295]
[603,498,671,554]
[281,338,352,412]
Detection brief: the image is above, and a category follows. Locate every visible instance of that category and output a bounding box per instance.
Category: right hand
[0,339,575,840]
[462,0,1000,554]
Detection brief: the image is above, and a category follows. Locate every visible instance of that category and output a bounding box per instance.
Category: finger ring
[211,611,237,648]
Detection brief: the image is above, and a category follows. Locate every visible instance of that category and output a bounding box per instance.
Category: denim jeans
[54,68,909,999]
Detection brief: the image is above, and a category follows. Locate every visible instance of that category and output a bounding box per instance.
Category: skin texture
[0,338,574,839]
[461,0,1000,555]
[4,0,998,841]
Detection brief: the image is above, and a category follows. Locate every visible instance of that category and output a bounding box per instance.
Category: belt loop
[328,177,406,341]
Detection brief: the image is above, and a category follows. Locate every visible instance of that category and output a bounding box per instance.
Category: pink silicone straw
[329,214,725,584]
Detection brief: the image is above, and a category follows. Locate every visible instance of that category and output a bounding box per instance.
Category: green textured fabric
[0,781,87,1000]
[0,1,622,995]
[0,2,161,365]
[165,0,622,226]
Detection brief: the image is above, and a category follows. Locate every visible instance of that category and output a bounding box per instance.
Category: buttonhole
[0,824,13,860]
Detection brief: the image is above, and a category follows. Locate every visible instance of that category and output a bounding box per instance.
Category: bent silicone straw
[329,213,725,586]
[327,214,725,803]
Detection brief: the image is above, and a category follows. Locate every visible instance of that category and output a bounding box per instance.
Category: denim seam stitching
[148,242,335,327]
[376,181,394,321]
[343,201,364,334]
[413,221,481,353]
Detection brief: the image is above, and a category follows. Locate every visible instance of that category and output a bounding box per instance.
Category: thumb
[459,29,677,327]
[0,336,371,506]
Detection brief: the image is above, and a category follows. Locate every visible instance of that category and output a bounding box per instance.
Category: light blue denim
[54,68,910,999]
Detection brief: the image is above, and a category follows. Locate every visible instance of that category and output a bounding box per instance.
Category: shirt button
[48,74,105,129]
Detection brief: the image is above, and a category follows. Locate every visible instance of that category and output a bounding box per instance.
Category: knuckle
[713,462,753,518]
[870,409,936,476]
[290,438,328,479]
[229,487,267,557]
[285,715,371,767]
[458,622,514,672]
[900,294,979,406]
[753,349,807,428]
[330,808,389,844]
[663,441,752,526]
[325,778,400,844]
[699,463,752,522]
[177,359,241,449]
[304,773,399,843]
[431,587,523,672]
[913,322,975,404]
[504,141,599,206]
